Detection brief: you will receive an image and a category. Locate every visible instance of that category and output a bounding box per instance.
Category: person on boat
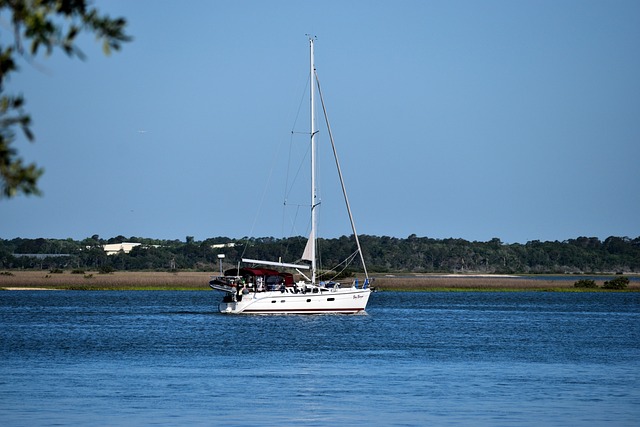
[236,283,245,301]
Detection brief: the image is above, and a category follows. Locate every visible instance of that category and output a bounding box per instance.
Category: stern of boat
[218,301,237,314]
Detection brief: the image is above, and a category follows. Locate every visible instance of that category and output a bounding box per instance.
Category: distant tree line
[0,234,638,275]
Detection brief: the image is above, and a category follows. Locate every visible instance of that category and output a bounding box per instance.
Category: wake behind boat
[209,38,372,314]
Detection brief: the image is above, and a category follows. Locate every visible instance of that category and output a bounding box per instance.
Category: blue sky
[1,0,639,244]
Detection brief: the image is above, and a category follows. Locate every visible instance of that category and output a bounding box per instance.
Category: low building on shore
[103,242,142,255]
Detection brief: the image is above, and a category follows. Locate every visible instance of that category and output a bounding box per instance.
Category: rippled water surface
[1,291,639,426]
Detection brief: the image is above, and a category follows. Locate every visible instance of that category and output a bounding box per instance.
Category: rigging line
[290,71,311,134]
[285,204,313,249]
[283,69,312,233]
[283,137,310,201]
[314,69,369,280]
[282,131,294,238]
[330,249,359,271]
[281,69,317,255]
[287,204,301,236]
[240,134,288,261]
[326,251,360,282]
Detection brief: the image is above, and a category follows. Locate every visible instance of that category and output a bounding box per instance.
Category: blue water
[1,291,638,426]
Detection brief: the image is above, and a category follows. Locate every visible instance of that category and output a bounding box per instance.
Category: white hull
[218,287,371,314]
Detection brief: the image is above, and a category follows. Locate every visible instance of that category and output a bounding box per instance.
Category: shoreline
[1,271,638,292]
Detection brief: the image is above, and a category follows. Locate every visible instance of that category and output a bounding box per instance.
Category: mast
[309,37,317,284]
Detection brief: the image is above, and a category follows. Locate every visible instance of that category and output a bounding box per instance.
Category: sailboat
[209,38,372,314]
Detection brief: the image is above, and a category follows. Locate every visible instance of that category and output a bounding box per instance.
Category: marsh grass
[373,276,640,292]
[0,271,210,290]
